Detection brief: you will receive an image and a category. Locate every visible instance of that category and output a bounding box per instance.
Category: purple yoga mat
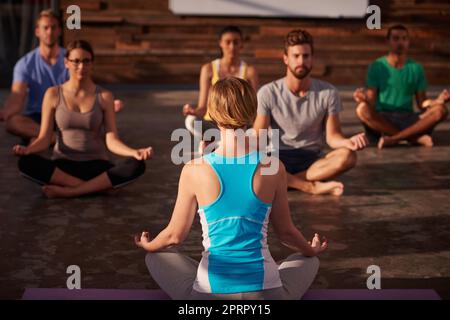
[22,288,171,300]
[22,288,441,300]
[301,289,441,300]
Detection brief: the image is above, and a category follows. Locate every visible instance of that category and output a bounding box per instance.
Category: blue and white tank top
[193,151,282,294]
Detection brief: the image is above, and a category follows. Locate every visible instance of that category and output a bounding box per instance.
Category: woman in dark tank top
[13,40,153,198]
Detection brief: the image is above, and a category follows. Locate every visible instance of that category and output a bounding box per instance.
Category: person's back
[136,77,327,300]
[192,150,282,294]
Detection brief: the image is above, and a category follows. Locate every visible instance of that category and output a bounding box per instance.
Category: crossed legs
[286,148,357,196]
[356,102,448,148]
[18,155,145,198]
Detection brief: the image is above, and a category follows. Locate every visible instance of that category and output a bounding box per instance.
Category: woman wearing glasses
[13,40,153,198]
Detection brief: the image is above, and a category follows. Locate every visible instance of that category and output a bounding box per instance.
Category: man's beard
[43,39,58,48]
[289,65,312,80]
[393,45,406,55]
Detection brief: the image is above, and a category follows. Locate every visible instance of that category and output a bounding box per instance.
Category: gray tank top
[52,85,109,161]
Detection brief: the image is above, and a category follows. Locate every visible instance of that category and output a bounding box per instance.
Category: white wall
[169,0,369,18]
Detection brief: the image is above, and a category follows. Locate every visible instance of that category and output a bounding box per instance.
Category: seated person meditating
[13,40,152,198]
[136,77,327,300]
[354,24,449,148]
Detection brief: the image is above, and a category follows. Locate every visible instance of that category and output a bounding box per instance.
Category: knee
[355,102,372,122]
[145,252,156,269]
[432,104,448,122]
[337,148,357,170]
[129,158,146,179]
[122,158,145,179]
[308,256,320,273]
[145,251,172,273]
[284,253,320,273]
[5,115,19,134]
[17,155,36,174]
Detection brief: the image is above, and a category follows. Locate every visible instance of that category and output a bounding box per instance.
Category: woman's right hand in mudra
[133,147,154,160]
[12,145,28,156]
[182,104,196,116]
[308,233,328,255]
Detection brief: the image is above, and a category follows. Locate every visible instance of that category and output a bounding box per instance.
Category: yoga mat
[22,288,170,300]
[22,288,441,300]
[301,289,441,300]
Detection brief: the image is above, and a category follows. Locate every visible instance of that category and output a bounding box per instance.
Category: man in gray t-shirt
[254,29,368,196]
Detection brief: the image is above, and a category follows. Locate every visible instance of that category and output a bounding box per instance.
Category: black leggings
[18,155,146,188]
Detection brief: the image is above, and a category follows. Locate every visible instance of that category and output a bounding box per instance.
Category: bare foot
[311,181,344,196]
[414,134,434,147]
[103,188,120,196]
[377,136,398,149]
[42,185,74,198]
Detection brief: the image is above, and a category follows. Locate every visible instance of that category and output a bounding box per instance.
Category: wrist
[305,247,317,257]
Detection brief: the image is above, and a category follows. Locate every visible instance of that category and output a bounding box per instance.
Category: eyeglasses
[68,58,92,66]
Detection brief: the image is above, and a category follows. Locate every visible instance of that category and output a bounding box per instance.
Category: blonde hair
[35,9,61,28]
[207,77,257,129]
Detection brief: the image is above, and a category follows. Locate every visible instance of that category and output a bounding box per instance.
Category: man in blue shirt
[0,9,66,141]
[0,9,122,142]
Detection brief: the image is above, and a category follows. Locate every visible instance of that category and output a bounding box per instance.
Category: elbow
[5,115,18,134]
[105,136,117,151]
[168,234,182,246]
[326,138,336,149]
[166,230,184,246]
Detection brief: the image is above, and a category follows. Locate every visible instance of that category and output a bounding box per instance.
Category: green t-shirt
[366,56,427,112]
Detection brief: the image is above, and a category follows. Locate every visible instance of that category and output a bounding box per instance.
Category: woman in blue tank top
[136,77,328,299]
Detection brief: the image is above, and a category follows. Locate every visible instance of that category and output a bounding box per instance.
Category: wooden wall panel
[59,0,450,85]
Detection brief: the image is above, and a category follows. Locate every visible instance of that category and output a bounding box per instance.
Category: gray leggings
[145,250,319,300]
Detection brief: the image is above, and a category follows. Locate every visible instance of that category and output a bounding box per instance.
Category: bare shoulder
[181,158,213,189]
[43,86,61,108]
[184,158,212,173]
[246,64,257,75]
[201,62,213,77]
[45,86,60,97]
[99,87,114,101]
[98,87,114,110]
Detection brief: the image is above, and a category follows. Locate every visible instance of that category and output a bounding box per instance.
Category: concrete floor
[0,86,449,299]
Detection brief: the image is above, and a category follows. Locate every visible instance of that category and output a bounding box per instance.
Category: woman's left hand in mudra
[134,147,153,160]
[135,231,151,248]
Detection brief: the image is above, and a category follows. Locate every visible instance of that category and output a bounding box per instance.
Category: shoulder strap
[240,60,248,79]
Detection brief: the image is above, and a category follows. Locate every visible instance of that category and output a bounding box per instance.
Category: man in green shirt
[353,24,449,148]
